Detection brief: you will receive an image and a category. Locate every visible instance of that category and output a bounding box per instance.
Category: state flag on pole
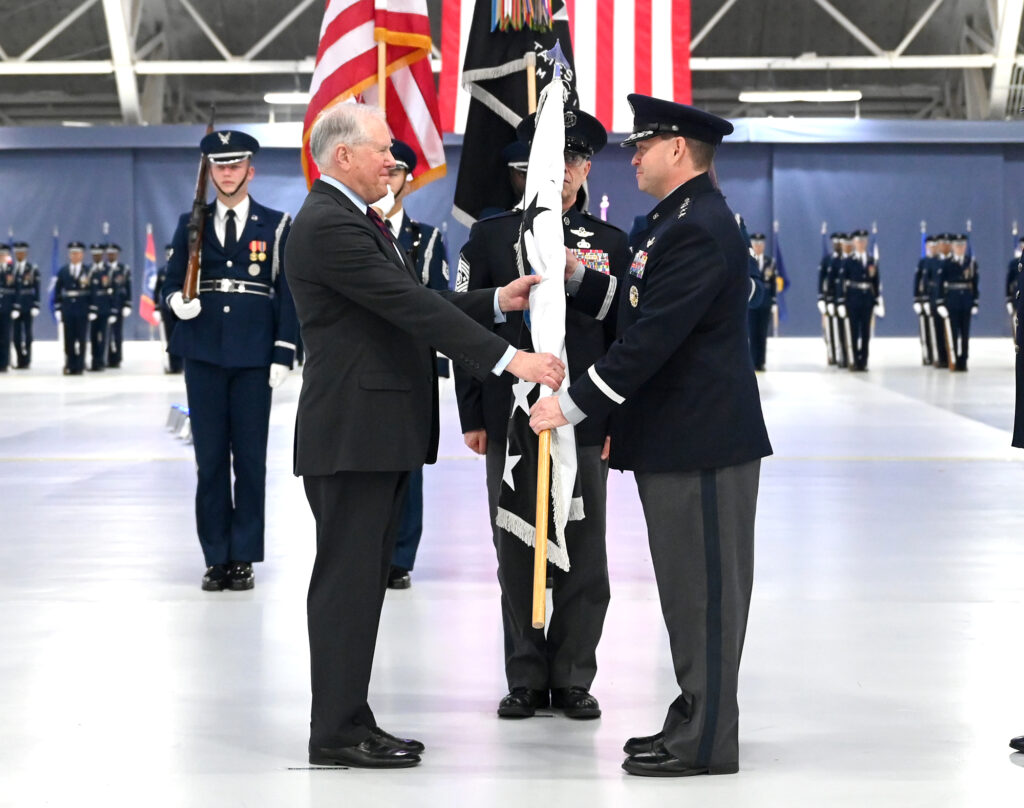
[446,0,576,225]
[302,0,445,191]
[495,65,581,572]
[139,224,159,327]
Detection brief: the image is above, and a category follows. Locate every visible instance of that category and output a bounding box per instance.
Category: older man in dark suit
[285,102,564,770]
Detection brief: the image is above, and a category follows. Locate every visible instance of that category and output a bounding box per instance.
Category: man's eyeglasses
[564,151,589,167]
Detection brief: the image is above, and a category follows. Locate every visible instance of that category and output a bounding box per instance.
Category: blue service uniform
[87,261,114,370]
[938,254,978,371]
[746,252,775,370]
[913,253,936,365]
[12,259,40,368]
[825,251,849,367]
[0,261,16,371]
[162,198,298,567]
[153,262,183,373]
[55,263,92,374]
[818,247,839,365]
[836,251,879,371]
[391,211,449,574]
[107,260,131,367]
[926,253,949,367]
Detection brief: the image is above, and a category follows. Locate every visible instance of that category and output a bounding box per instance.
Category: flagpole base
[531,428,551,629]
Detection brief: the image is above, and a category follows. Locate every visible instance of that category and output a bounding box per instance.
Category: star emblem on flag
[502,451,521,491]
[510,379,536,417]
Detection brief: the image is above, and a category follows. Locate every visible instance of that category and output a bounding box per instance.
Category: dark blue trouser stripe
[697,468,723,767]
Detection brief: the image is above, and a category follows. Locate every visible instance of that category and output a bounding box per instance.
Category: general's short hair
[310,103,387,171]
[683,137,716,171]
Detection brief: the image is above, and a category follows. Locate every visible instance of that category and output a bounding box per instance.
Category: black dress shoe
[372,726,424,754]
[551,686,601,719]
[309,736,420,768]
[1010,735,1024,752]
[497,687,549,718]
[227,562,254,591]
[387,565,411,589]
[201,564,229,591]
[623,731,664,755]
[622,745,738,778]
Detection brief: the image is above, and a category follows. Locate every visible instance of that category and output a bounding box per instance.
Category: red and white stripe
[439,0,691,134]
[303,0,446,189]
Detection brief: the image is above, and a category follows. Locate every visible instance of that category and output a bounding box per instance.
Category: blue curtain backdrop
[1,121,1022,340]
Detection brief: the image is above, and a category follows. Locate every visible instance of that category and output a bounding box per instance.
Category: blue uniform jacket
[13,262,40,313]
[162,198,298,368]
[54,265,92,316]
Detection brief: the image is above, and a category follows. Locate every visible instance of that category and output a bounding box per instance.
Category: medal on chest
[629,285,639,308]
[629,250,649,279]
[572,248,610,274]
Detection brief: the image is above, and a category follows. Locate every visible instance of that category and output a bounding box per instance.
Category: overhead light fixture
[264,92,310,105]
[61,120,93,127]
[738,90,863,104]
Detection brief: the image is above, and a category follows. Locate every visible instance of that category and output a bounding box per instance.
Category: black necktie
[225,209,237,251]
[367,207,397,242]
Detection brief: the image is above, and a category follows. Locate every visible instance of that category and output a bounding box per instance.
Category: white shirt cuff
[493,289,506,323]
[560,391,586,425]
[491,345,517,376]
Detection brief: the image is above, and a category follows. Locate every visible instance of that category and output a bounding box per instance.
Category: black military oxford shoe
[623,731,664,755]
[227,562,254,591]
[622,744,738,778]
[371,726,425,754]
[1010,735,1024,752]
[309,736,420,768]
[387,565,411,589]
[551,686,601,719]
[497,687,549,718]
[201,564,229,591]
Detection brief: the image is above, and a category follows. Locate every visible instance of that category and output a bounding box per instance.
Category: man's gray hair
[309,103,387,171]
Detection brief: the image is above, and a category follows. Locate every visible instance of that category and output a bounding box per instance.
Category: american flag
[440,0,692,134]
[302,0,446,190]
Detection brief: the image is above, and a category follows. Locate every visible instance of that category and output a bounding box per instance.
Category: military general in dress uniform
[162,130,298,591]
[530,94,772,777]
[11,242,40,369]
[455,109,629,721]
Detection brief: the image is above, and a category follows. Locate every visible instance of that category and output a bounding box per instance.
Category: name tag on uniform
[629,250,648,279]
[572,248,610,275]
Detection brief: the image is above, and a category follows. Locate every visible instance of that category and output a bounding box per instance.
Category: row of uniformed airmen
[0,243,41,371]
[817,230,883,371]
[912,233,979,371]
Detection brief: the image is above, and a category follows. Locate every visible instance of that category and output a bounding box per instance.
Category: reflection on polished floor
[2,338,1024,807]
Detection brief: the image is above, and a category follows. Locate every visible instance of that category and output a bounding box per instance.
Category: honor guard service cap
[201,130,260,164]
[13,241,28,249]
[389,139,418,173]
[516,108,608,157]
[621,94,734,147]
[952,233,968,243]
[838,233,852,242]
[937,233,952,242]
[68,241,86,250]
[749,233,766,241]
[502,140,530,171]
[925,234,937,243]
[1019,236,1024,243]
[851,229,869,239]
[90,243,105,252]
[830,232,841,240]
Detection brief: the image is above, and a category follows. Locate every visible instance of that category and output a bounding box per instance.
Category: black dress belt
[197,278,273,297]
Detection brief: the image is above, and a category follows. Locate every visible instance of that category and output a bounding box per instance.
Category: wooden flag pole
[377,40,387,114]
[525,51,537,114]
[531,428,552,629]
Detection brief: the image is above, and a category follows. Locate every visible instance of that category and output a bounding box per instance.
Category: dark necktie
[366,207,396,243]
[225,209,237,251]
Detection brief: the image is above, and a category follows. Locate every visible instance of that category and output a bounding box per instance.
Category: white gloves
[937,305,949,319]
[108,314,117,324]
[55,311,62,323]
[31,307,39,318]
[88,312,97,321]
[122,306,131,318]
[874,298,885,318]
[268,363,289,389]
[971,305,979,316]
[923,302,931,315]
[826,302,836,316]
[1008,301,1015,316]
[169,291,202,320]
[152,310,162,323]
[817,299,826,314]
[912,302,922,315]
[837,304,847,319]
[11,309,19,320]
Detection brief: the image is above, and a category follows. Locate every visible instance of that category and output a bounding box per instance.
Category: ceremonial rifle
[182,106,216,303]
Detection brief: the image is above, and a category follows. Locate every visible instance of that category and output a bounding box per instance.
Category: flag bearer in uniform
[455,109,629,720]
[530,95,771,776]
[105,244,131,368]
[54,242,91,375]
[162,130,299,592]
[937,234,978,371]
[913,236,938,365]
[87,243,113,371]
[382,139,451,590]
[11,242,40,369]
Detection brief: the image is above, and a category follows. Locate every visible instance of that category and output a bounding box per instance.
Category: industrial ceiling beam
[810,0,887,57]
[893,0,947,57]
[690,0,742,51]
[17,0,101,62]
[987,0,1024,117]
[176,0,234,61]
[102,0,142,123]
[242,0,319,60]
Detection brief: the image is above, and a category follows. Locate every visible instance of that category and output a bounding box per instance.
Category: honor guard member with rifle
[1012,247,1024,756]
[936,234,979,371]
[455,109,628,720]
[746,233,775,371]
[0,245,15,372]
[913,235,938,365]
[12,241,40,369]
[829,234,853,367]
[1006,236,1023,331]
[87,242,113,371]
[54,242,91,375]
[153,244,183,373]
[836,230,879,371]
[382,139,451,589]
[817,232,841,365]
[929,234,952,368]
[105,243,131,368]
[163,130,298,592]
[530,94,772,777]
